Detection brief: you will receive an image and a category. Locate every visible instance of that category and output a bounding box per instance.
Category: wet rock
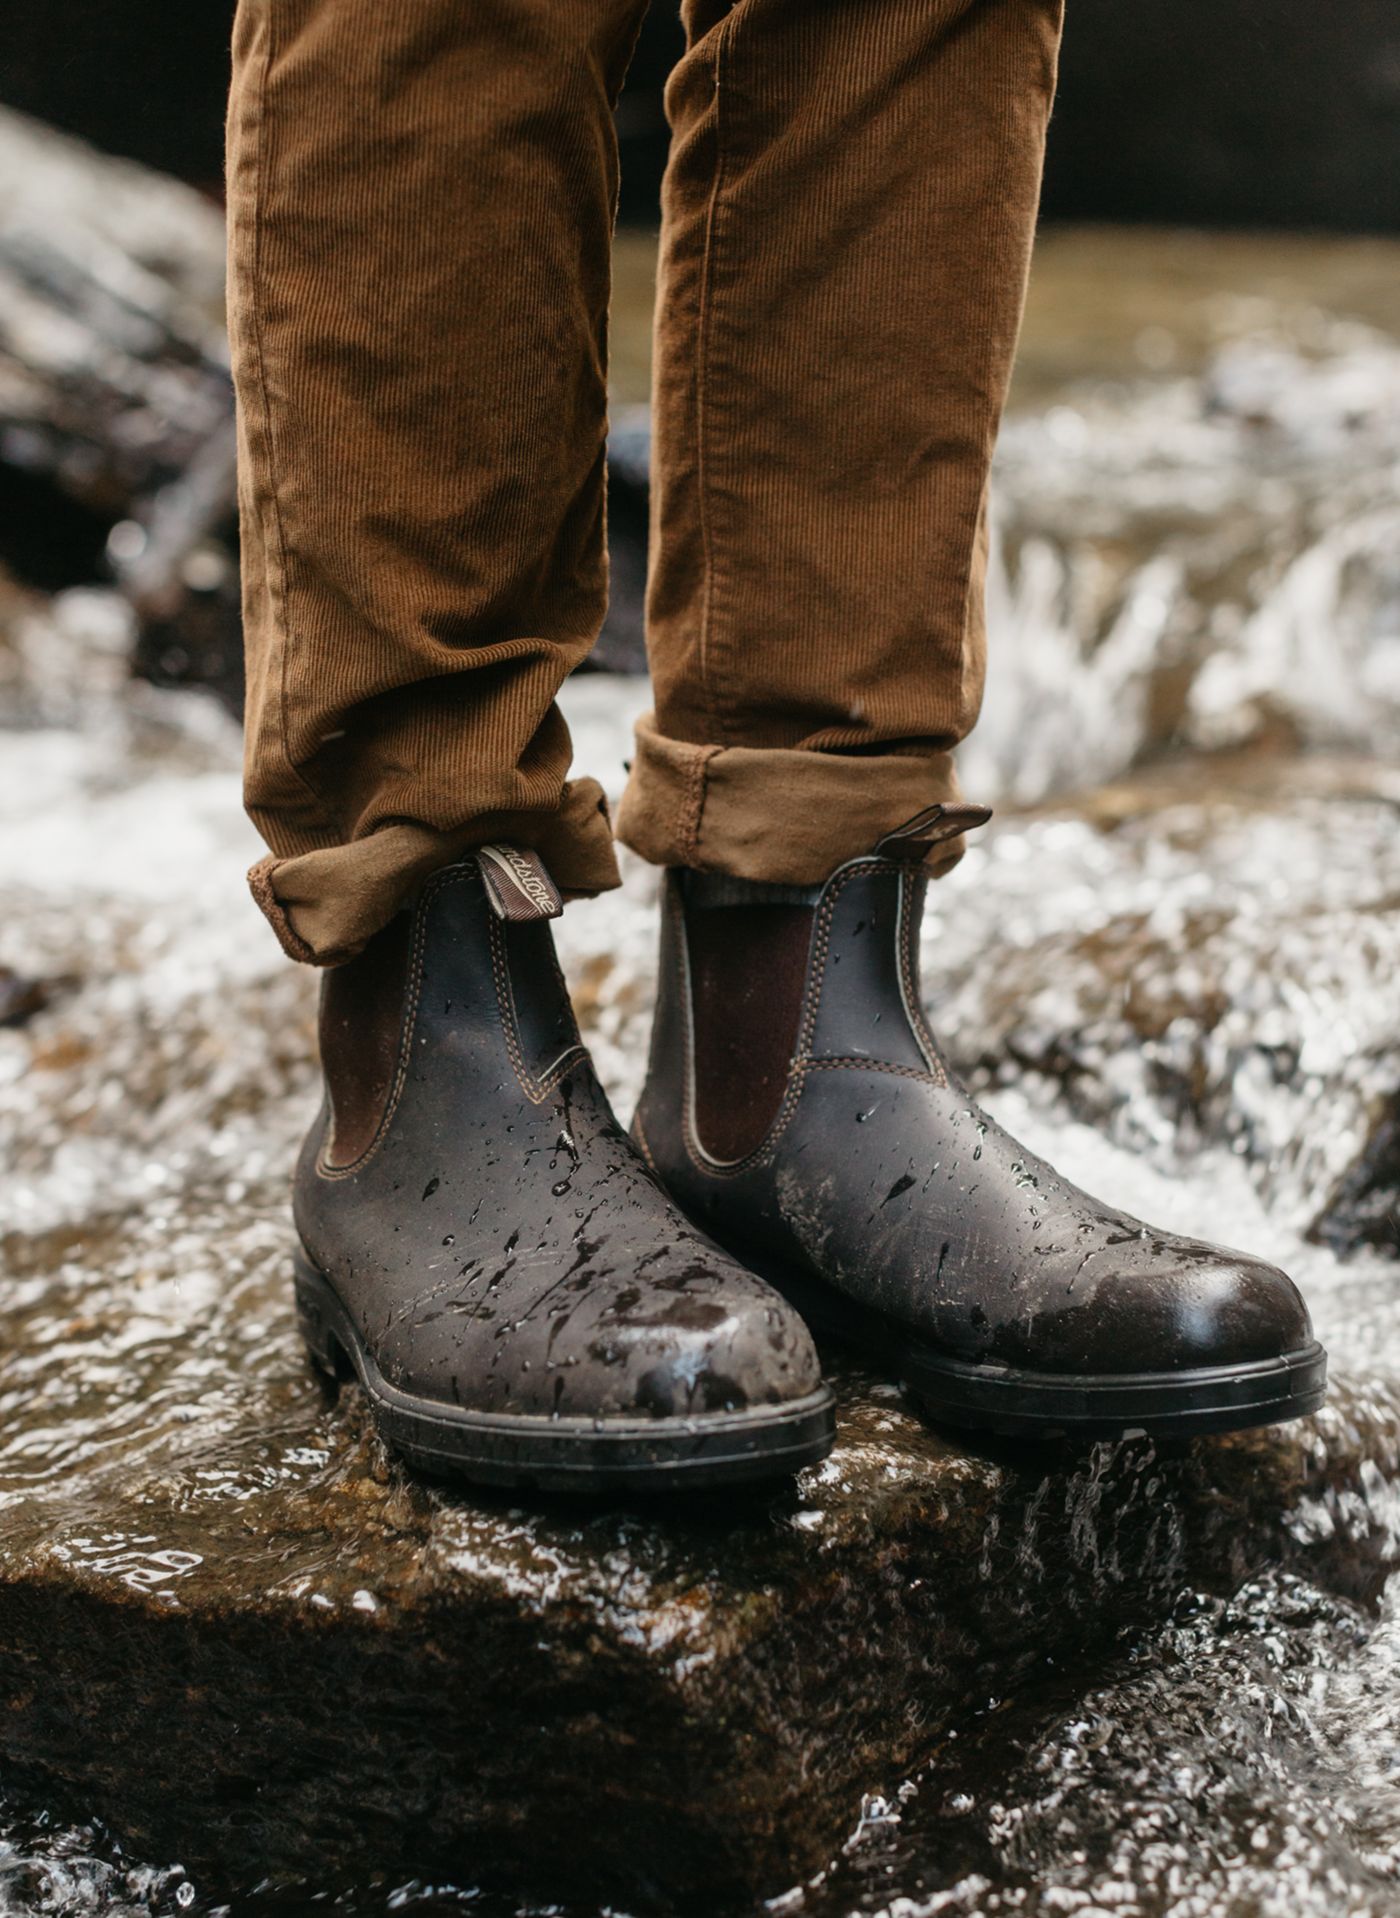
[0,1224,1395,1908]
[0,112,228,520]
[0,108,243,715]
[1318,1107,1400,1258]
[803,1564,1400,1918]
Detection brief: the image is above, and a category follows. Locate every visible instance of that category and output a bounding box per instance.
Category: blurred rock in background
[0,112,239,707]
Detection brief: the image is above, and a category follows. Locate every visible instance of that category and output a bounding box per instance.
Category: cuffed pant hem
[247,776,621,967]
[614,712,973,885]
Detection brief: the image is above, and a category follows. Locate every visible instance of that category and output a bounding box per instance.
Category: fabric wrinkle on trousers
[227,0,1063,965]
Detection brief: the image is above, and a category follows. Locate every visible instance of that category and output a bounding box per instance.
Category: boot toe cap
[1023,1242,1316,1378]
[383,1258,823,1425]
[1167,1252,1314,1368]
[564,1274,824,1423]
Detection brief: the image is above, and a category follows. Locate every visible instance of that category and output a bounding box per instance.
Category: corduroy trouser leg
[227,0,1063,966]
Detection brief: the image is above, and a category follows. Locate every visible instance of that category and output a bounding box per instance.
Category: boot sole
[293,1251,837,1492]
[753,1257,1328,1440]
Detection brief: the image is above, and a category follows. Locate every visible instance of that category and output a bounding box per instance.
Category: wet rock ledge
[0,1270,1395,1909]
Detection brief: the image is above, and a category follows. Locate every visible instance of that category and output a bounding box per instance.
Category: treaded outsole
[294,1251,838,1492]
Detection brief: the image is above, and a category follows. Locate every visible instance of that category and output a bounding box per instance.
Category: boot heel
[294,1249,352,1383]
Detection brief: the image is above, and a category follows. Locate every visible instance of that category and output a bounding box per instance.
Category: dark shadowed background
[3,0,1400,232]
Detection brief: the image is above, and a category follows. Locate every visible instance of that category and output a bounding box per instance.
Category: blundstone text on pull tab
[478,846,564,922]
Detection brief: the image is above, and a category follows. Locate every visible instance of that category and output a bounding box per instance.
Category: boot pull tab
[477,845,564,922]
[876,802,993,862]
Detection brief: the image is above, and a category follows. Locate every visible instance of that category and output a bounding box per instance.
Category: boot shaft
[640,848,953,1172]
[317,851,583,1174]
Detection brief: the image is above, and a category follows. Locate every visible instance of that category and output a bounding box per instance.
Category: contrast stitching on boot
[532,1051,589,1102]
[631,1110,660,1176]
[488,912,587,1106]
[316,869,458,1179]
[675,876,803,1177]
[673,880,750,1177]
[897,872,948,1086]
[804,1058,944,1086]
[671,881,710,1173]
[796,858,912,1070]
[793,868,849,1060]
[682,1061,811,1181]
[680,860,934,1179]
[678,867,862,1180]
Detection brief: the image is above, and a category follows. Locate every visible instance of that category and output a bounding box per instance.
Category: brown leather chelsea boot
[632,807,1327,1440]
[293,847,835,1491]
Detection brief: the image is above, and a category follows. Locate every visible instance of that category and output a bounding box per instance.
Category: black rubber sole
[293,1252,837,1492]
[755,1257,1328,1440]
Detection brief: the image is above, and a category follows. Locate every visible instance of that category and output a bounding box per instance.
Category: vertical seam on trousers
[243,4,333,832]
[958,478,991,731]
[678,744,721,867]
[693,13,738,746]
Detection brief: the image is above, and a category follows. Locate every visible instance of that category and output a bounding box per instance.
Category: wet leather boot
[633,807,1327,1439]
[292,847,835,1491]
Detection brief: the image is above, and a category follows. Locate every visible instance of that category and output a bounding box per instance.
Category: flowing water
[3,228,1400,1915]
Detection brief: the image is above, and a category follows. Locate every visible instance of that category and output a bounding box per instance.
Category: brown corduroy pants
[227,0,1063,966]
